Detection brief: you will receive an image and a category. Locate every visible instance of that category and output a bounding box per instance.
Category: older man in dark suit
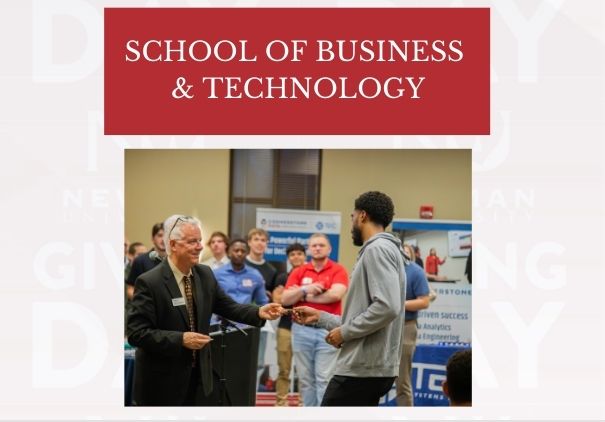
[127,215,284,406]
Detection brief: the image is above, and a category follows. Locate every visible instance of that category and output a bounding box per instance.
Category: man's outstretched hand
[292,306,321,325]
[258,302,285,320]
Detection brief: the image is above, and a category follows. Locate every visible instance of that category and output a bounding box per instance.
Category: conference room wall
[320,149,471,271]
[125,149,470,270]
[124,149,230,259]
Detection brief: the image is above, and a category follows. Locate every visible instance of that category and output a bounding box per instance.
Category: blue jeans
[257,330,267,370]
[256,330,268,390]
[291,323,338,406]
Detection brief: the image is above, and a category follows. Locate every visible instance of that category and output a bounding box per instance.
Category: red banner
[105,8,489,135]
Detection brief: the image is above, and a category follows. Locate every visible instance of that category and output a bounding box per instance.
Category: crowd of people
[124,191,471,407]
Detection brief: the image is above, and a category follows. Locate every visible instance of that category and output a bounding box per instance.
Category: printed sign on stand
[256,208,341,262]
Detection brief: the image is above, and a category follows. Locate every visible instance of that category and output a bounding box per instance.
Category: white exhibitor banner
[417,283,472,345]
[256,208,341,262]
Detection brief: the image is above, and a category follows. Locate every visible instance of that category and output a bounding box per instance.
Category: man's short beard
[351,226,363,246]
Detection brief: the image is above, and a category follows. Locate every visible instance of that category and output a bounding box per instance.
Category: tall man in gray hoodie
[294,191,406,406]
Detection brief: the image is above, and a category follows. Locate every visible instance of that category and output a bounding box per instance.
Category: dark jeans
[321,375,396,406]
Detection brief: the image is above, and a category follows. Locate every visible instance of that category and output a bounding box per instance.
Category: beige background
[125,149,470,270]
[321,149,471,269]
[125,149,230,253]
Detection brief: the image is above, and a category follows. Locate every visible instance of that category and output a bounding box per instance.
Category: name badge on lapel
[172,297,186,307]
[242,278,253,288]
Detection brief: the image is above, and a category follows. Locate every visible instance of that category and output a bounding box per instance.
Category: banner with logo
[391,218,472,345]
[256,208,341,262]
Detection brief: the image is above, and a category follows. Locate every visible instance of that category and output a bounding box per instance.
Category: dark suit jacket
[126,259,264,406]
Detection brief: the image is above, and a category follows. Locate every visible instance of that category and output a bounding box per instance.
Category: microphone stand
[217,318,248,406]
[220,318,249,337]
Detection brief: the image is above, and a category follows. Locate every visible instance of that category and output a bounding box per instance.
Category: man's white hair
[163,215,202,256]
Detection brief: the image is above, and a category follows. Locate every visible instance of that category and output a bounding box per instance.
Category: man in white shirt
[202,231,230,269]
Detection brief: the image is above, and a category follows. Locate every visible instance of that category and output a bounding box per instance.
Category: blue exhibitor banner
[380,343,470,407]
[256,208,341,262]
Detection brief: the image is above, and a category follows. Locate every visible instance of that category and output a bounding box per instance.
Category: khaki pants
[395,319,418,406]
[275,328,293,406]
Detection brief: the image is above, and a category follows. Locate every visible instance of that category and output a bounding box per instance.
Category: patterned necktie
[183,275,197,367]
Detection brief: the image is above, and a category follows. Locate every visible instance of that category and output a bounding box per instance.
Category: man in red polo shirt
[281,233,349,406]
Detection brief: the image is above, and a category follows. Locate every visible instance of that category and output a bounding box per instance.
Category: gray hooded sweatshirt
[318,232,407,378]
